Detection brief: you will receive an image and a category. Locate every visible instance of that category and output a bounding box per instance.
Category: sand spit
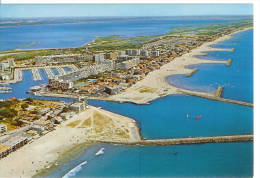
[0,105,140,178]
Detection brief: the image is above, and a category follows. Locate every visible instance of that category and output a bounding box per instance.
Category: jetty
[186,68,198,77]
[95,135,253,146]
[179,88,253,107]
[31,68,42,81]
[0,87,12,93]
[226,58,232,66]
[44,67,56,79]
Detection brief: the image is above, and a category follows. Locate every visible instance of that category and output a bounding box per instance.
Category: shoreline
[0,27,253,177]
[29,27,253,106]
[0,105,141,178]
[106,27,252,105]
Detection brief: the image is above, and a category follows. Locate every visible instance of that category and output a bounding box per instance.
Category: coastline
[0,105,141,178]
[107,27,252,105]
[0,27,252,178]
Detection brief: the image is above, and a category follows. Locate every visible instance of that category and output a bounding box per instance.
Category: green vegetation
[15,42,38,50]
[0,107,18,118]
[88,35,151,51]
[21,103,29,109]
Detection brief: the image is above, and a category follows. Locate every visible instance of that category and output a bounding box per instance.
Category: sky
[0,4,253,18]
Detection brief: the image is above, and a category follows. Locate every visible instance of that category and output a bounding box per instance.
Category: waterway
[0,17,253,177]
[47,27,253,178]
[0,16,245,51]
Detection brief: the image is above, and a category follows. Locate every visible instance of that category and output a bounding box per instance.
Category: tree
[21,103,29,110]
[62,107,69,113]
[0,108,17,118]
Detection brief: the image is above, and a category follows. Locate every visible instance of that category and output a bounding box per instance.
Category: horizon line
[0,15,254,19]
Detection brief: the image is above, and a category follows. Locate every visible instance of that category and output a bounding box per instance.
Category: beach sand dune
[0,106,140,177]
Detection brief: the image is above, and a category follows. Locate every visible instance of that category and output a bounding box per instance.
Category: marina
[56,66,67,76]
[31,68,42,81]
[44,67,56,79]
[0,13,254,178]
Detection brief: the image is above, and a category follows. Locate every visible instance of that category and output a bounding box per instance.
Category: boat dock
[95,134,253,146]
[14,69,23,82]
[0,87,12,93]
[31,68,42,81]
[70,65,79,72]
[44,67,56,79]
[179,88,253,107]
[56,66,67,76]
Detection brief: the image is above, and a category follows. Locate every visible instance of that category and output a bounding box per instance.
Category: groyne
[186,68,198,77]
[93,134,253,146]
[180,89,253,107]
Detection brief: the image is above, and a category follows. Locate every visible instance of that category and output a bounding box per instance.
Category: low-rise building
[35,54,91,65]
[0,135,28,159]
[0,74,9,80]
[69,98,88,113]
[105,52,118,59]
[60,112,75,120]
[0,62,10,72]
[48,79,74,90]
[151,50,160,57]
[104,85,123,95]
[0,124,7,133]
[38,108,51,115]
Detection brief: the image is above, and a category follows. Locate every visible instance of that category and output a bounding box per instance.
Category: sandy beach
[0,27,252,178]
[108,27,252,104]
[0,106,140,178]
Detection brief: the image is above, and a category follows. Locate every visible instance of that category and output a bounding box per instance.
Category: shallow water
[48,142,253,178]
[167,29,253,103]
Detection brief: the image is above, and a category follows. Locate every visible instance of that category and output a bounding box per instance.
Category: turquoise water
[47,28,253,178]
[89,95,253,139]
[0,69,73,102]
[0,17,253,177]
[167,29,253,103]
[48,142,253,177]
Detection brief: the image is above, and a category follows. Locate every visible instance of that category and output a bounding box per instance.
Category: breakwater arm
[179,89,253,107]
[92,134,253,146]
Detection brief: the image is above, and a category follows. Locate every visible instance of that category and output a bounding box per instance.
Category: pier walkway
[95,134,253,146]
[44,67,56,79]
[31,68,42,81]
[179,88,253,107]
[14,69,23,82]
[56,66,67,76]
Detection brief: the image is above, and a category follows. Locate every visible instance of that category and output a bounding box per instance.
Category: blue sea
[167,29,253,103]
[0,17,245,51]
[0,17,253,177]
